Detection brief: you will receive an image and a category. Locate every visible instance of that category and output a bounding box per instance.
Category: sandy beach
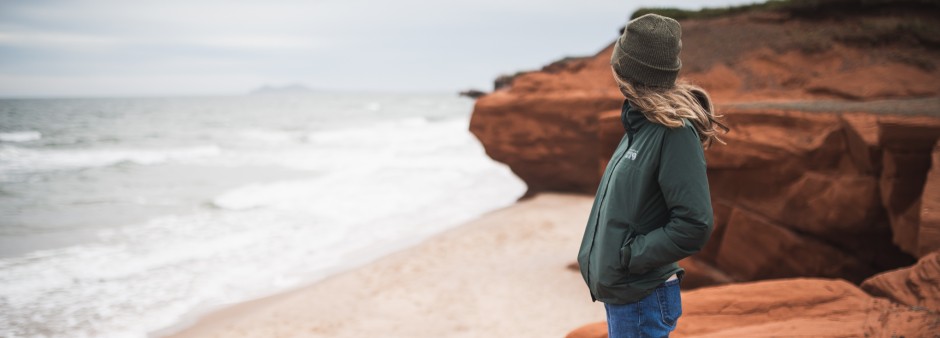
[156,193,605,338]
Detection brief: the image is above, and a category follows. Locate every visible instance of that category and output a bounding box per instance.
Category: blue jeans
[604,278,682,338]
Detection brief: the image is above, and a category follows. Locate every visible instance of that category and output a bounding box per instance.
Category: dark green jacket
[577,100,714,304]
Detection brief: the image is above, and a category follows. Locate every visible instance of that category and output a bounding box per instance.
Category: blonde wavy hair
[612,68,729,149]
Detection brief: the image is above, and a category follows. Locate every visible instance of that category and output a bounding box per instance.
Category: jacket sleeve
[624,121,714,275]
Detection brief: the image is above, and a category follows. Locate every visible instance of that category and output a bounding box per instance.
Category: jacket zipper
[585,130,634,301]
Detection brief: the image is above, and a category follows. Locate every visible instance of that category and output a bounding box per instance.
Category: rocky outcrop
[471,2,940,335]
[470,5,940,196]
[676,258,734,290]
[592,104,940,285]
[566,278,940,338]
[470,90,620,194]
[878,120,940,258]
[703,108,940,282]
[470,1,940,283]
[861,250,940,312]
[458,89,487,99]
[922,140,940,254]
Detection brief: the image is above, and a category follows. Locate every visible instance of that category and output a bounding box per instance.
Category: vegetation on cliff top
[631,0,940,20]
[633,0,940,51]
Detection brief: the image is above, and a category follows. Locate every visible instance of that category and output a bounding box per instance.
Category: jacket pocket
[619,231,636,272]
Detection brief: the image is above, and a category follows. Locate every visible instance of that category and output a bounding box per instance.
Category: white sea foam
[0,111,527,338]
[198,117,480,173]
[0,210,352,338]
[0,144,222,176]
[0,168,524,338]
[0,131,42,143]
[365,102,381,111]
[233,128,302,145]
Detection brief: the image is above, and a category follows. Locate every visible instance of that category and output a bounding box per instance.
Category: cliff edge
[469,1,940,335]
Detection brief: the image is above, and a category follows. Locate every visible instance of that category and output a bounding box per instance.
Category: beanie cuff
[614,55,679,88]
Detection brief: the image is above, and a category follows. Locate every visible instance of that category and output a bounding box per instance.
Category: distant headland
[249,84,314,95]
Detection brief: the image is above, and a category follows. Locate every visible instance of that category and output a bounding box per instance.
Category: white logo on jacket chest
[625,149,638,160]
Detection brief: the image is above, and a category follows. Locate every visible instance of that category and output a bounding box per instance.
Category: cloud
[0,0,759,97]
[0,31,121,48]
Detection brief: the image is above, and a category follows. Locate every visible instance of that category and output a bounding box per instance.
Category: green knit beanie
[610,13,682,88]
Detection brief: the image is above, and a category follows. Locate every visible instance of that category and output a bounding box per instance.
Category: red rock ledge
[469,1,940,284]
[468,1,940,336]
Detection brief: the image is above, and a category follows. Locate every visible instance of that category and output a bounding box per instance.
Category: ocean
[0,92,527,338]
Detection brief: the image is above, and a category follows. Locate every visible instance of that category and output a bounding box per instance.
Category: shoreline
[153,193,605,338]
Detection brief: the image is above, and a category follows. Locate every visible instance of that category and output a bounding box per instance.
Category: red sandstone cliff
[468,0,940,335]
[470,0,940,275]
[566,277,939,338]
[470,2,940,196]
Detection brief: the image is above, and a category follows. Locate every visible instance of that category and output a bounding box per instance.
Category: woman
[576,13,729,338]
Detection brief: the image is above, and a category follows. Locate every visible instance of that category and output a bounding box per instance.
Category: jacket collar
[620,99,647,133]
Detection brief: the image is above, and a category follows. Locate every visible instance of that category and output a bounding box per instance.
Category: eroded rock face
[921,140,940,255]
[470,8,940,282]
[878,119,940,257]
[676,258,735,290]
[705,108,940,281]
[566,278,940,338]
[861,250,940,312]
[712,205,875,282]
[470,7,940,195]
[678,278,940,337]
[592,106,939,284]
[505,4,940,337]
[469,91,620,194]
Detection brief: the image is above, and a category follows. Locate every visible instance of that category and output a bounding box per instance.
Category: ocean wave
[210,180,301,210]
[0,144,222,175]
[0,163,525,338]
[0,131,42,143]
[0,210,350,338]
[202,117,473,172]
[233,129,303,145]
[0,95,520,337]
[303,116,461,146]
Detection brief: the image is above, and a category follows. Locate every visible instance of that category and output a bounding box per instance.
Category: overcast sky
[0,0,758,97]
